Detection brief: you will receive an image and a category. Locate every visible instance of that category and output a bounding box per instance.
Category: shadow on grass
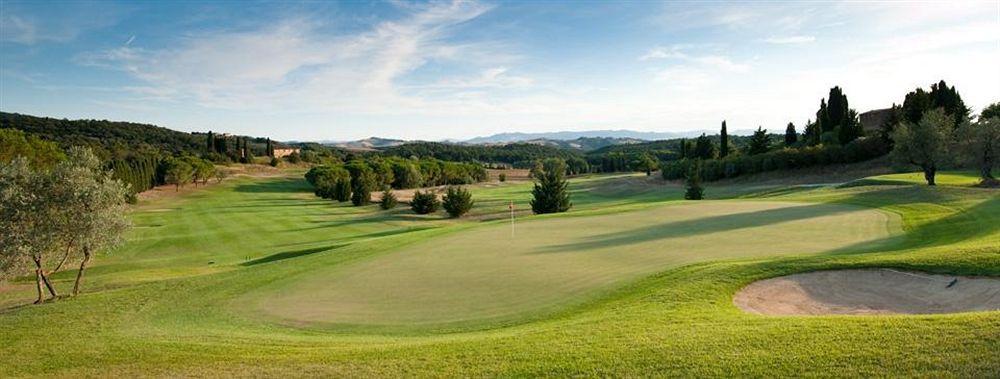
[536,203,858,254]
[233,178,311,193]
[242,244,347,266]
[827,187,999,253]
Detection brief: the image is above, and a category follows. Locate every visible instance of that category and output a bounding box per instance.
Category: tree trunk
[34,268,44,304]
[34,256,58,299]
[923,164,937,186]
[72,246,92,296]
[53,238,74,273]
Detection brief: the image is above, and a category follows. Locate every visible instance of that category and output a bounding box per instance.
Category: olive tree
[51,148,131,296]
[891,108,954,185]
[0,148,130,303]
[954,115,999,185]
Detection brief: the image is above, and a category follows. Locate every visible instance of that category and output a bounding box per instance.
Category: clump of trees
[410,190,440,214]
[530,158,572,214]
[442,186,474,217]
[892,103,1000,186]
[304,157,488,206]
[1,147,130,304]
[162,156,216,191]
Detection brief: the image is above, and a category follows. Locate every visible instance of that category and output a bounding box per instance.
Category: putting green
[253,200,900,327]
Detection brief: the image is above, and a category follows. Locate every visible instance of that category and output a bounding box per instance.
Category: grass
[0,170,997,376]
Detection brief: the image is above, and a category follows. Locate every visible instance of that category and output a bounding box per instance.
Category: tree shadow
[535,203,859,254]
[241,244,348,266]
[826,187,999,253]
[233,178,311,193]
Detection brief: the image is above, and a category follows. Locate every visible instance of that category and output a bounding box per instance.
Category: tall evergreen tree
[265,138,273,157]
[719,120,729,157]
[803,119,820,146]
[206,131,214,152]
[677,138,686,159]
[530,158,571,214]
[784,122,798,146]
[747,127,771,155]
[693,133,716,159]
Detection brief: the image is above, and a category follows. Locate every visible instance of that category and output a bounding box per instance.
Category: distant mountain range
[463,129,711,144]
[323,129,728,152]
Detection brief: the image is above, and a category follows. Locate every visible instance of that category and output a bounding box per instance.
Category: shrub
[498,173,506,182]
[410,190,440,214]
[269,157,280,167]
[442,186,474,218]
[684,161,704,200]
[379,188,397,210]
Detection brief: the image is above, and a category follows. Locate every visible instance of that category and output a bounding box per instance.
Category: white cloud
[763,35,815,44]
[77,1,501,112]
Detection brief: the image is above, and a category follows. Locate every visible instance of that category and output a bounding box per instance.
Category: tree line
[305,157,488,205]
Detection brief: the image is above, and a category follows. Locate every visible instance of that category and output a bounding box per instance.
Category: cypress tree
[719,121,729,157]
[206,131,214,152]
[784,122,798,146]
[678,138,686,159]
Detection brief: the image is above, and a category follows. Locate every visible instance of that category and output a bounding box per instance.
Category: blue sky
[2,1,998,141]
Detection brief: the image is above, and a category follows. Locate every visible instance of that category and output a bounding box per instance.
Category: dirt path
[734,269,1000,315]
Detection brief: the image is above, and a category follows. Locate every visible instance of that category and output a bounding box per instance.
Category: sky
[1,1,998,141]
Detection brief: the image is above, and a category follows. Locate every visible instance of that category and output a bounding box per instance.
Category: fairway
[253,201,899,326]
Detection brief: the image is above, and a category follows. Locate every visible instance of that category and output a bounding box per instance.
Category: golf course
[1,169,997,376]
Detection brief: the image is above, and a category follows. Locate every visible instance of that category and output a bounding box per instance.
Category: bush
[379,188,397,210]
[269,157,280,167]
[684,161,704,200]
[286,152,301,164]
[442,186,474,218]
[410,190,440,214]
[498,173,506,182]
[530,158,572,214]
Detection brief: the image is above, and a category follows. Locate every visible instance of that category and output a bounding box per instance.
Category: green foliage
[692,134,716,160]
[684,160,704,200]
[379,142,582,168]
[813,86,863,145]
[902,80,970,127]
[0,128,65,169]
[0,147,130,301]
[662,137,890,182]
[379,188,398,210]
[346,161,376,206]
[305,165,351,200]
[530,158,572,214]
[632,153,659,175]
[784,122,798,146]
[498,173,507,182]
[953,116,999,183]
[286,152,301,164]
[410,190,440,214]
[163,157,194,191]
[719,120,730,157]
[269,157,280,167]
[442,186,474,218]
[891,108,954,185]
[747,127,772,155]
[980,102,1000,120]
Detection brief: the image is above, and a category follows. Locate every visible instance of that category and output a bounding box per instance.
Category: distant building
[272,148,299,158]
[859,108,893,132]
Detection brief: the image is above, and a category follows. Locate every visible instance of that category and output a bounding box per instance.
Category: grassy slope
[0,171,997,377]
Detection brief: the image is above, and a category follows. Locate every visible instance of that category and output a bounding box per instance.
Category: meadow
[0,170,997,376]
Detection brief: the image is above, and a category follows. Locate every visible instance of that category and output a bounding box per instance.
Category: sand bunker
[734,269,1000,315]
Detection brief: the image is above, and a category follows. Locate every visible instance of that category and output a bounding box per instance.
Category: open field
[1,170,998,376]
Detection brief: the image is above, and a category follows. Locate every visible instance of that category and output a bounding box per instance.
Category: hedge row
[661,137,889,181]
